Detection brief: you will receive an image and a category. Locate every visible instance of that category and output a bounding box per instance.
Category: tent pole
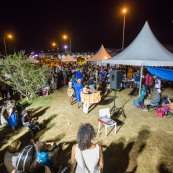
[138,65,144,97]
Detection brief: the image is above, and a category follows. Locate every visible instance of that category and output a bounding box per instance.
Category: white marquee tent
[102,21,173,96]
[88,45,111,65]
[62,54,76,62]
[102,21,173,66]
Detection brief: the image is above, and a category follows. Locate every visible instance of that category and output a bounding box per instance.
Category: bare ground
[1,87,173,173]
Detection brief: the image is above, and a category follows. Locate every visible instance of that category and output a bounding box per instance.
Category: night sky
[0,0,173,54]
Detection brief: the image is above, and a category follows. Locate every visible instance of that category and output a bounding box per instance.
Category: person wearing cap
[4,139,21,173]
[143,89,161,111]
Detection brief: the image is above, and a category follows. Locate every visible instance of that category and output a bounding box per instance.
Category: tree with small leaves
[0,51,49,100]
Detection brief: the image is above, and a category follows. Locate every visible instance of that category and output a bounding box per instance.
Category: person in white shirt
[155,77,161,89]
[70,123,104,173]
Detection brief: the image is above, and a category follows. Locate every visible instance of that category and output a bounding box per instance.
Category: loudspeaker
[110,70,123,89]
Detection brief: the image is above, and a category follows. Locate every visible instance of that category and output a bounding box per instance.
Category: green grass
[19,95,52,107]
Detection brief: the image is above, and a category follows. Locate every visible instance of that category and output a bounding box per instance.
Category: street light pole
[122,8,127,51]
[57,44,58,58]
[3,34,14,56]
[4,37,7,56]
[70,38,71,53]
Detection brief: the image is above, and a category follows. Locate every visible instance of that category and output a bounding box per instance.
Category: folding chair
[98,108,117,137]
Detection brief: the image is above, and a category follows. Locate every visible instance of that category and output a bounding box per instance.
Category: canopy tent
[62,54,76,62]
[102,21,173,66]
[101,21,173,96]
[87,45,111,64]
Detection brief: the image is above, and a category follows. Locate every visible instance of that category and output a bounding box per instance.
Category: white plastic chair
[98,108,117,137]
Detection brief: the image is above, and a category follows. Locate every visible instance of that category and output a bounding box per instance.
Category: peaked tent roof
[102,21,173,66]
[87,45,111,61]
[62,54,76,62]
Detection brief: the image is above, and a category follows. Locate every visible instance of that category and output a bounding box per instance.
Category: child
[34,141,55,172]
[67,80,74,105]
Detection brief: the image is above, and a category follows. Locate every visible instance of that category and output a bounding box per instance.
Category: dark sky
[0,0,173,54]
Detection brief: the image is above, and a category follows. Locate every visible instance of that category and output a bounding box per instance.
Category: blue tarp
[147,67,173,81]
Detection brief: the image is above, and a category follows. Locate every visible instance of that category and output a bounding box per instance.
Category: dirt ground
[1,87,173,173]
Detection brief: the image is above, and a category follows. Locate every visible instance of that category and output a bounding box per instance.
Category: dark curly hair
[77,123,96,150]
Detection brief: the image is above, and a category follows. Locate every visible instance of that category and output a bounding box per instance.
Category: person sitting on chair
[143,89,161,111]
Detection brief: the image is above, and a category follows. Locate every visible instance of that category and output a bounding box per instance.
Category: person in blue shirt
[74,79,83,109]
[133,70,141,89]
[71,74,77,87]
[31,140,58,172]
[138,84,146,101]
[75,69,82,80]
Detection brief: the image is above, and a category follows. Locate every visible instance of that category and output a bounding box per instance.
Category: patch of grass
[19,95,52,107]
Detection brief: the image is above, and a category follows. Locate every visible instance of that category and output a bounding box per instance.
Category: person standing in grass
[67,79,75,105]
[74,79,83,109]
[70,123,104,173]
[62,69,68,86]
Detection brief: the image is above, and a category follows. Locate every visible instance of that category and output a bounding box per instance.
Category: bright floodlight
[52,42,56,46]
[122,8,127,14]
[63,35,68,39]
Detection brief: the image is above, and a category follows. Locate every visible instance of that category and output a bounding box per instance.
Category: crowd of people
[1,63,168,173]
[0,100,44,135]
[48,64,164,113]
[133,71,162,111]
[3,123,103,173]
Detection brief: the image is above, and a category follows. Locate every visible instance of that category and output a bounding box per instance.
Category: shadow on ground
[0,111,58,170]
[98,128,150,173]
[50,128,150,173]
[29,106,51,119]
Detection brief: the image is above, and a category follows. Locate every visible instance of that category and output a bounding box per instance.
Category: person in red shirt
[144,73,152,93]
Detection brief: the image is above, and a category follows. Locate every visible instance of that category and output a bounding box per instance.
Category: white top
[82,88,89,94]
[75,144,100,173]
[68,81,72,88]
[155,79,161,89]
[4,151,18,173]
